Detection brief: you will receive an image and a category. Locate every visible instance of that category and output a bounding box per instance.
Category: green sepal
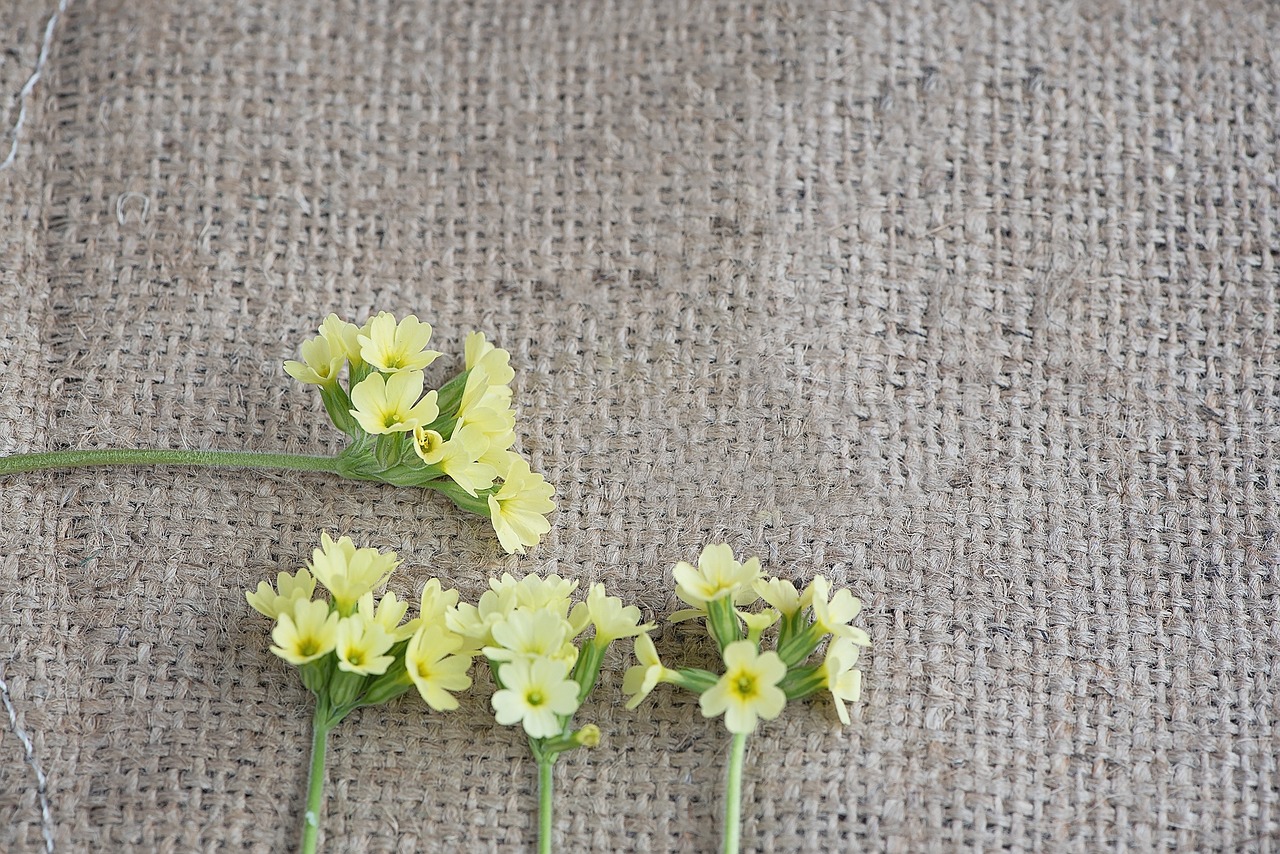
[326,668,367,709]
[776,623,824,668]
[300,656,334,697]
[571,640,607,703]
[427,478,497,517]
[779,664,826,700]
[672,667,720,694]
[706,597,742,653]
[360,659,414,707]
[374,433,408,469]
[434,370,470,421]
[318,383,359,437]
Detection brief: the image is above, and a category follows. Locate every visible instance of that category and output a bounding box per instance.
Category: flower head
[699,641,788,734]
[806,576,871,645]
[270,598,340,666]
[486,608,578,665]
[406,624,473,711]
[464,331,515,386]
[572,583,654,644]
[356,590,414,641]
[671,544,762,617]
[509,572,577,615]
[319,314,364,366]
[413,423,498,496]
[308,532,399,614]
[334,613,396,676]
[357,312,442,373]
[753,577,803,617]
[284,333,345,387]
[821,637,863,725]
[487,457,556,554]
[246,567,317,619]
[447,584,518,649]
[350,371,439,435]
[621,632,679,709]
[491,656,581,738]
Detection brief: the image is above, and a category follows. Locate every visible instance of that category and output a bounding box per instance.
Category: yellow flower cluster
[450,573,652,746]
[285,314,556,554]
[246,533,475,718]
[626,544,871,732]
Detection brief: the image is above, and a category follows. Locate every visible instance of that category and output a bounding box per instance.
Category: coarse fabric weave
[1,0,1278,851]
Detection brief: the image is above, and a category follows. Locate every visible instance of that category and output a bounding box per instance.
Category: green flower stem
[537,752,555,854]
[0,448,344,477]
[723,733,748,854]
[300,705,334,854]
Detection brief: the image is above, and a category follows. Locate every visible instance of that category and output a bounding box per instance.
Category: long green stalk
[723,733,748,854]
[0,448,343,476]
[300,707,333,854]
[537,754,555,854]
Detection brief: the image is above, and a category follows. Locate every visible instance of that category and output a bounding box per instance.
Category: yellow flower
[357,312,442,373]
[487,457,556,554]
[510,572,578,614]
[406,624,473,711]
[491,656,581,738]
[356,590,414,641]
[821,637,863,725]
[270,599,340,666]
[246,568,317,619]
[319,314,364,366]
[621,632,678,709]
[753,577,802,617]
[308,532,399,614]
[699,641,787,734]
[806,576,871,645]
[485,609,577,665]
[349,370,439,435]
[737,608,780,644]
[284,333,345,387]
[413,423,498,496]
[572,583,654,644]
[446,584,518,649]
[671,544,762,618]
[464,331,516,386]
[334,613,396,676]
[401,578,461,638]
[455,365,515,432]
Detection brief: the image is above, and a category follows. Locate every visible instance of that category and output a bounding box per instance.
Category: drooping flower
[357,312,442,373]
[406,624,473,711]
[246,567,317,619]
[413,423,498,496]
[487,457,556,554]
[699,641,788,735]
[270,598,340,666]
[491,656,581,739]
[806,576,871,646]
[284,333,345,387]
[349,371,439,435]
[820,637,864,725]
[621,632,679,710]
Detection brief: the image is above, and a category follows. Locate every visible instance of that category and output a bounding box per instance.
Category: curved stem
[722,733,748,854]
[0,448,343,476]
[300,706,332,854]
[537,753,555,854]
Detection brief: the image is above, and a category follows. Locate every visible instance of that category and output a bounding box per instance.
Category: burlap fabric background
[1,0,1277,851]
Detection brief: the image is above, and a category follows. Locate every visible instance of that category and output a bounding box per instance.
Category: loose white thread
[0,662,55,852]
[0,0,72,173]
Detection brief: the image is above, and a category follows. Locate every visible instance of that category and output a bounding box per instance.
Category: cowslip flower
[753,577,802,617]
[307,532,398,615]
[284,333,345,387]
[821,637,864,725]
[485,608,578,665]
[491,656,581,739]
[334,614,396,676]
[349,370,439,435]
[487,456,556,554]
[574,583,654,645]
[405,624,473,711]
[357,311,442,373]
[464,330,516,386]
[413,423,498,496]
[270,599,340,666]
[622,633,680,709]
[699,641,788,735]
[246,568,317,619]
[672,543,762,618]
[806,576,872,646]
[356,590,414,641]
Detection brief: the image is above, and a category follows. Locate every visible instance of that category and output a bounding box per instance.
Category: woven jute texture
[2,0,1278,851]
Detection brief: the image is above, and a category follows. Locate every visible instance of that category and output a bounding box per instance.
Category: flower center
[526,689,545,707]
[734,674,757,698]
[299,639,318,657]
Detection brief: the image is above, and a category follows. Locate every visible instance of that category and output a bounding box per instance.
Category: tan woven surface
[2,0,1279,850]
